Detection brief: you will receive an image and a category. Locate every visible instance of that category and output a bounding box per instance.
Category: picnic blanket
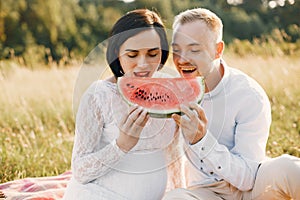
[0,171,72,200]
[0,162,185,200]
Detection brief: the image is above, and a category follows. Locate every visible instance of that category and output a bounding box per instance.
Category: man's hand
[172,102,207,145]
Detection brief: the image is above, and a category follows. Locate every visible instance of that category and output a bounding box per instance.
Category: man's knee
[253,154,300,199]
[261,154,299,171]
[257,154,300,186]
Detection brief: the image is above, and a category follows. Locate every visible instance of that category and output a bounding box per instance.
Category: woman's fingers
[120,105,149,136]
[117,105,149,152]
[120,104,138,125]
[126,106,142,124]
[136,109,149,126]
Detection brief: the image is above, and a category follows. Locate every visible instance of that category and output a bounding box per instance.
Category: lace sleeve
[71,82,125,184]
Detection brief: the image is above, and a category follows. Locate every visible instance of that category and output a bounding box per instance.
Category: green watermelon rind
[117,77,205,118]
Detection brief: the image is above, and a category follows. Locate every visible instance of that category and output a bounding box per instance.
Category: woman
[63,9,180,200]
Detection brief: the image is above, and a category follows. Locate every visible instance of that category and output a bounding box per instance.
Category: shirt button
[201,147,205,151]
[200,159,203,163]
[200,167,203,171]
[218,166,221,169]
[210,171,214,175]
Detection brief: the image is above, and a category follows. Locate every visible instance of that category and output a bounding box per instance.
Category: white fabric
[184,60,272,191]
[64,72,177,200]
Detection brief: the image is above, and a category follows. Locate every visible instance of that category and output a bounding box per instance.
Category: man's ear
[215,41,224,59]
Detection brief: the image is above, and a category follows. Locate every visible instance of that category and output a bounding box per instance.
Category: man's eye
[191,49,201,53]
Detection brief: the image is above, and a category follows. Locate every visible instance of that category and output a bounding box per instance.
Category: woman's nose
[137,55,147,67]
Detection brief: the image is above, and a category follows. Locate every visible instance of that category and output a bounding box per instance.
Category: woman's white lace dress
[63,78,177,200]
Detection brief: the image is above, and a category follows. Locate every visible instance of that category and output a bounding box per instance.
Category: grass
[0,62,77,183]
[0,54,300,183]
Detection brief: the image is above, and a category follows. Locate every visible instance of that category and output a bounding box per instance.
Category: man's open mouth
[181,67,197,74]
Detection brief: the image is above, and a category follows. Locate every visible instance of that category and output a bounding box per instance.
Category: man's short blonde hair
[173,8,223,43]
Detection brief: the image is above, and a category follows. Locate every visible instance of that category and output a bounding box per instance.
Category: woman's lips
[133,71,150,77]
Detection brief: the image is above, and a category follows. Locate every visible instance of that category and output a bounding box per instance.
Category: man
[163,8,300,200]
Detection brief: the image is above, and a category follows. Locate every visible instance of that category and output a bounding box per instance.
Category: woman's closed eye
[148,52,159,57]
[127,52,138,58]
[148,48,160,57]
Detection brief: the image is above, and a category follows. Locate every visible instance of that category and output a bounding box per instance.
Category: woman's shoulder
[86,79,117,95]
[78,80,118,107]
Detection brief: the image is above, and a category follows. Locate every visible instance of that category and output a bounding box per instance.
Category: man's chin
[181,72,198,78]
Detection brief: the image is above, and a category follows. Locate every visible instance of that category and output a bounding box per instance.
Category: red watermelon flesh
[117,76,205,117]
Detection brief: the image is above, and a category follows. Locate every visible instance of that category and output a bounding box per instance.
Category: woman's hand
[116,105,149,152]
[172,102,207,145]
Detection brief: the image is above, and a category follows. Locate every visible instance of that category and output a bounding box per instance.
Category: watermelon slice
[117,76,205,118]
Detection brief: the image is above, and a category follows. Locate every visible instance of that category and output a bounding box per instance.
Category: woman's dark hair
[106,9,169,78]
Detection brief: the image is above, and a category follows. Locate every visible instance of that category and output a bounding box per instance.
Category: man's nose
[175,52,189,64]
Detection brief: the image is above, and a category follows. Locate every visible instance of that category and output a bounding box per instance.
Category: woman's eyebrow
[148,47,160,51]
[125,47,160,52]
[125,49,139,52]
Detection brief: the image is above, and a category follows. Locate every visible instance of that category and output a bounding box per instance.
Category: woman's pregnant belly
[96,150,168,200]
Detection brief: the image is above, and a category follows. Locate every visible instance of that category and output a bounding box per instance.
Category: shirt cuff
[189,130,217,159]
[111,139,127,156]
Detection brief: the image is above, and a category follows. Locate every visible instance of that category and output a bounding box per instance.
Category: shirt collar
[204,59,230,99]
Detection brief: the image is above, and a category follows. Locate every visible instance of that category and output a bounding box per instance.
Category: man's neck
[205,59,224,92]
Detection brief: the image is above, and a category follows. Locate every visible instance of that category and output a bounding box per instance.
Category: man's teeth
[182,67,196,72]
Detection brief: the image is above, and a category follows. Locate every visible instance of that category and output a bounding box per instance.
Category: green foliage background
[1,0,300,66]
